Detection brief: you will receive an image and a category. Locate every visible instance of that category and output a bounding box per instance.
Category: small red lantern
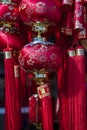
[0,2,27,50]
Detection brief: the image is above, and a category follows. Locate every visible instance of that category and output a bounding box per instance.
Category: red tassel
[57,35,70,130]
[20,67,28,106]
[29,94,38,123]
[73,46,87,130]
[66,46,87,130]
[29,94,42,124]
[4,48,16,130]
[67,48,76,130]
[14,64,22,130]
[27,73,35,97]
[37,83,53,130]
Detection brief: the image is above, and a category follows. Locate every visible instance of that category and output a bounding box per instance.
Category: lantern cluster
[2,0,87,130]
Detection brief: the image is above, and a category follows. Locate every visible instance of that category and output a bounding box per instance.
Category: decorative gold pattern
[14,65,20,78]
[37,84,51,99]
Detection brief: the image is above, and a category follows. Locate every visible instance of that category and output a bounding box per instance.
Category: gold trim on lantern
[14,65,20,78]
[4,51,13,59]
[68,50,75,57]
[76,48,84,55]
[32,21,48,38]
[37,84,51,99]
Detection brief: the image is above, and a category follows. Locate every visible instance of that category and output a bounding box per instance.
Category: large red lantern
[18,37,62,72]
[19,0,61,26]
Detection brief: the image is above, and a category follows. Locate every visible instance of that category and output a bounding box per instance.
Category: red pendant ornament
[18,25,62,130]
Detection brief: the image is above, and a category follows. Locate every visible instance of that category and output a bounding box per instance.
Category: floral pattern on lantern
[19,39,62,72]
[19,0,61,25]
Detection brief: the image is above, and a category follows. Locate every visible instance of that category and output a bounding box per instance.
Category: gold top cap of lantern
[32,21,49,38]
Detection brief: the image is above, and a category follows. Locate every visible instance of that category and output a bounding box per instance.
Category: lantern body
[0,3,27,50]
[19,38,62,72]
[0,3,19,23]
[19,0,61,25]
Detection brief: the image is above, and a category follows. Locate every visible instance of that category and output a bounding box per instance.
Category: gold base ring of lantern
[33,70,49,86]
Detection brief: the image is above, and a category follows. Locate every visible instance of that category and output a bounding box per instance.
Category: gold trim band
[76,48,84,56]
[4,51,13,59]
[68,50,75,57]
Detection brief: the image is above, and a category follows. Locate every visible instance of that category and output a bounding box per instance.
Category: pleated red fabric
[57,35,69,130]
[4,48,16,130]
[73,46,87,130]
[4,48,21,130]
[20,67,28,106]
[14,64,22,130]
[37,83,53,130]
[67,48,76,130]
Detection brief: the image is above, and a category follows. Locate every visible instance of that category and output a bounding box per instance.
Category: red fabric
[28,31,32,43]
[74,0,84,30]
[73,46,87,130]
[20,67,28,106]
[37,83,53,130]
[14,64,22,130]
[0,31,25,51]
[19,43,62,72]
[4,48,17,130]
[29,95,42,123]
[19,0,61,25]
[67,48,76,130]
[57,35,71,130]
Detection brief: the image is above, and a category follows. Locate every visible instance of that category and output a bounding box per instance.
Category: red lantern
[18,37,62,72]
[0,2,27,50]
[19,0,61,25]
[0,3,19,22]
